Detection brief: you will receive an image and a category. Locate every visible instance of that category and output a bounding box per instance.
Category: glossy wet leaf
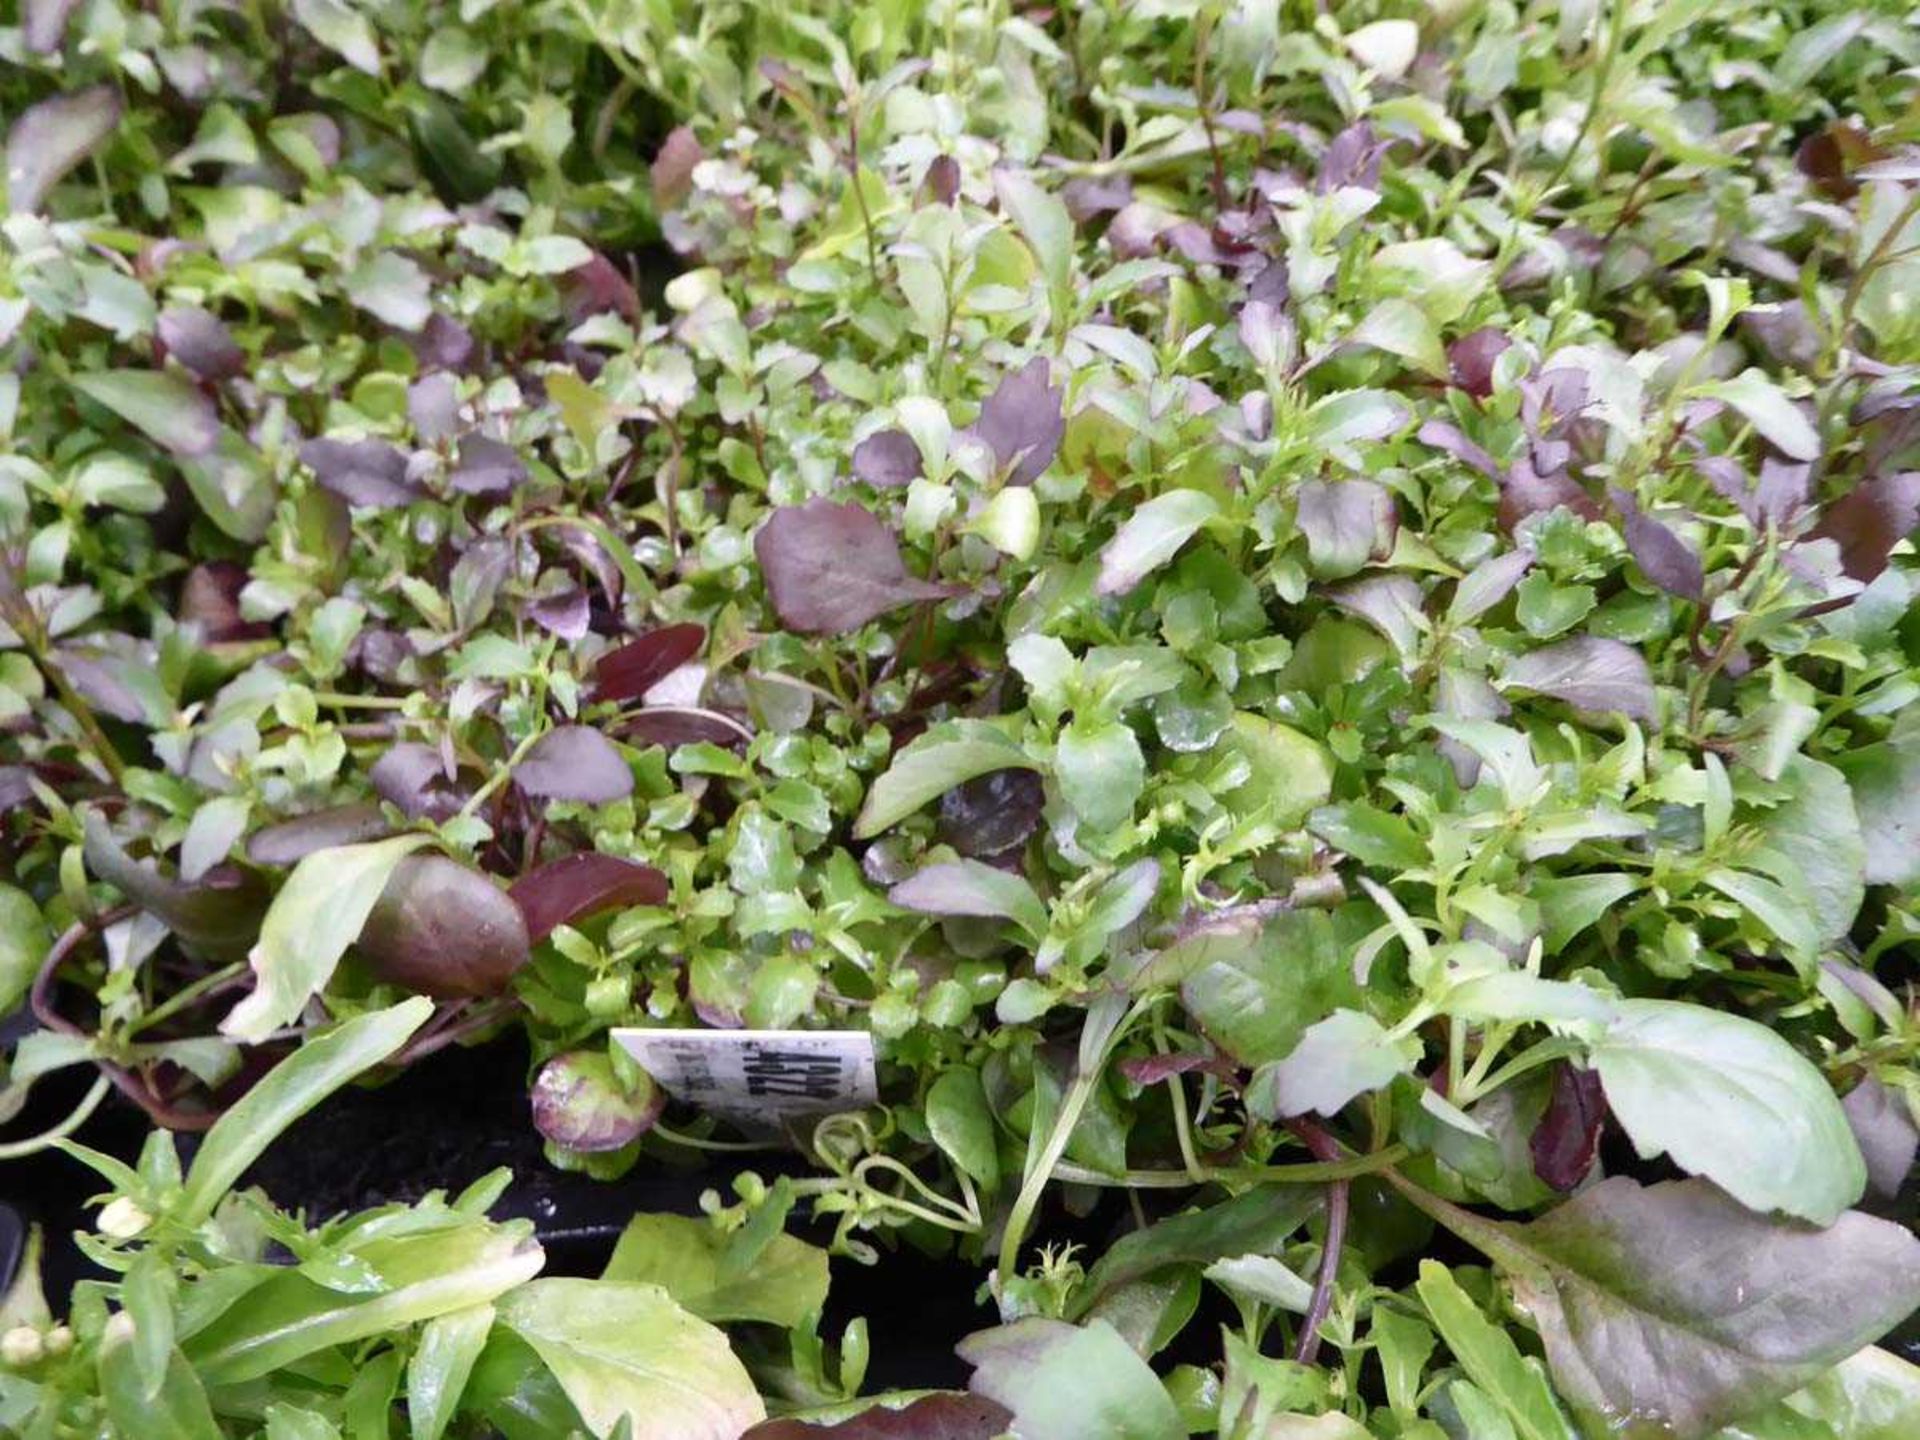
[358,854,531,999]
[509,854,669,943]
[593,623,707,703]
[959,1318,1182,1440]
[854,721,1037,839]
[531,1050,663,1151]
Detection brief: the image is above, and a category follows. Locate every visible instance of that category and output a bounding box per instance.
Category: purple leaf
[755,498,960,635]
[178,562,269,642]
[1841,1076,1919,1201]
[82,811,268,963]
[408,372,460,442]
[413,313,475,371]
[529,586,591,642]
[369,741,465,821]
[1611,489,1704,600]
[300,437,421,508]
[1530,1063,1607,1191]
[24,0,83,53]
[618,707,753,748]
[357,854,531,999]
[531,1051,663,1151]
[1319,121,1386,192]
[938,767,1045,858]
[1116,1052,1233,1086]
[1061,174,1132,222]
[509,853,670,943]
[1327,574,1425,657]
[973,358,1065,486]
[1449,547,1534,624]
[650,125,703,208]
[157,307,244,382]
[1504,637,1655,721]
[246,803,394,866]
[1295,478,1397,578]
[1500,459,1600,531]
[562,251,639,322]
[852,429,923,488]
[6,84,121,214]
[514,725,634,803]
[1809,471,1920,582]
[449,434,526,495]
[1448,328,1511,398]
[1418,419,1502,480]
[921,154,962,207]
[593,623,707,703]
[742,1395,1014,1439]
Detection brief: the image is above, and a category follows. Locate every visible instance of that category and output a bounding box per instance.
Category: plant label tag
[611,1028,878,1120]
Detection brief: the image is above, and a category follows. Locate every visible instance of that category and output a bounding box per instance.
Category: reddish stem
[1284,1115,1350,1366]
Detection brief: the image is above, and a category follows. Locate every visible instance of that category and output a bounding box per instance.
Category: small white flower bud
[1,1326,43,1367]
[97,1196,152,1239]
[43,1325,72,1356]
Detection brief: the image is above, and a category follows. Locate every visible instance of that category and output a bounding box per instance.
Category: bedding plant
[1,0,1920,1434]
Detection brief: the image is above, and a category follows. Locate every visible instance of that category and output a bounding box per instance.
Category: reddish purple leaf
[921,154,962,207]
[413,313,475,371]
[1061,174,1131,221]
[357,854,531,999]
[742,1395,1014,1439]
[1499,459,1600,531]
[531,1051,664,1151]
[369,741,465,821]
[510,853,670,943]
[408,373,460,441]
[562,251,640,322]
[755,498,960,635]
[618,707,753,748]
[1841,1076,1919,1201]
[246,803,394,867]
[1449,328,1511,398]
[529,587,591,642]
[449,434,526,495]
[6,84,121,214]
[301,438,421,508]
[178,561,270,642]
[157,306,244,382]
[1319,121,1387,192]
[1419,419,1502,480]
[1118,1052,1234,1086]
[852,429,923,488]
[593,623,707,703]
[1531,1063,1607,1191]
[1504,636,1655,721]
[514,725,634,804]
[24,0,83,53]
[651,125,703,208]
[1809,471,1920,582]
[938,768,1045,858]
[1611,489,1704,601]
[973,359,1065,486]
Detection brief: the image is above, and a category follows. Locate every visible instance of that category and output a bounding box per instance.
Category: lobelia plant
[1,0,1919,1435]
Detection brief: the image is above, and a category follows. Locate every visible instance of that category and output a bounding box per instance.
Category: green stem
[0,1074,110,1160]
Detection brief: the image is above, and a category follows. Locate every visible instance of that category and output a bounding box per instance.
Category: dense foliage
[2,0,1920,1435]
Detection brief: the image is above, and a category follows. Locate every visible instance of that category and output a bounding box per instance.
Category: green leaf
[1415,1262,1575,1440]
[958,1318,1183,1440]
[98,1329,222,1440]
[181,997,433,1225]
[185,1222,542,1384]
[925,1067,1001,1191]
[291,0,382,74]
[1696,370,1820,461]
[601,1215,828,1328]
[1346,298,1447,377]
[1745,757,1865,944]
[1590,999,1864,1224]
[408,1303,496,1440]
[497,1279,765,1439]
[1308,802,1426,870]
[1838,730,1920,887]
[220,833,433,1044]
[1717,1346,1920,1440]
[1702,867,1822,972]
[1529,873,1638,953]
[0,883,50,1018]
[1246,1009,1418,1119]
[72,371,221,456]
[123,1248,178,1401]
[1057,717,1144,832]
[1219,713,1335,827]
[1096,490,1220,597]
[853,720,1038,839]
[1397,1176,1920,1440]
[889,860,1048,940]
[1170,907,1361,1066]
[1073,1186,1319,1318]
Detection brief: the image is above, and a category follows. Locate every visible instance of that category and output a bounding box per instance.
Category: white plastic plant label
[612,1027,877,1121]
